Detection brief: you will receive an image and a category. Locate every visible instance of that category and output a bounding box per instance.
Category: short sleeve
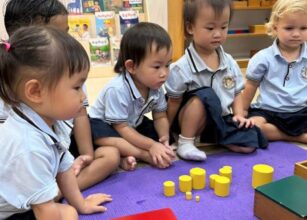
[153,89,167,113]
[58,150,74,173]
[82,84,89,107]
[246,51,268,82]
[104,88,129,124]
[165,65,188,98]
[229,56,245,94]
[0,151,58,209]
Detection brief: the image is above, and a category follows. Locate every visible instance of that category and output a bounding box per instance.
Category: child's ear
[186,22,193,35]
[24,79,45,104]
[124,59,135,74]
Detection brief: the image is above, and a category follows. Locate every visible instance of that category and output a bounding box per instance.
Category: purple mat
[78,142,307,220]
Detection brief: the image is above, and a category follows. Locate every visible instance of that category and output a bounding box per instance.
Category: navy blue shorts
[89,116,159,143]
[249,107,307,136]
[6,210,35,220]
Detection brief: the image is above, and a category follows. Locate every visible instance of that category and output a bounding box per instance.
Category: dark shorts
[6,210,35,220]
[89,116,159,143]
[249,107,307,136]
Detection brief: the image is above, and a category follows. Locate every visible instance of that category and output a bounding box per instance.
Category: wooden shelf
[233,6,272,10]
[228,32,268,38]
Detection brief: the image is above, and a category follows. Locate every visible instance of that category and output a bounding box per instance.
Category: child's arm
[73,107,94,158]
[167,97,183,126]
[152,111,171,146]
[242,79,259,115]
[232,93,254,128]
[56,167,112,214]
[32,201,77,220]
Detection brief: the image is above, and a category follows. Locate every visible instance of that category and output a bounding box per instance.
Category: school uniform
[165,43,267,148]
[0,104,74,219]
[247,41,307,136]
[88,72,167,142]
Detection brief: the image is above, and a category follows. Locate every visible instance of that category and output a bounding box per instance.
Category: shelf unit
[167,0,274,68]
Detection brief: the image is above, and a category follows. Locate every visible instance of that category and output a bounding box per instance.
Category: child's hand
[159,136,176,160]
[149,142,174,168]
[72,155,93,176]
[79,193,112,214]
[232,115,254,128]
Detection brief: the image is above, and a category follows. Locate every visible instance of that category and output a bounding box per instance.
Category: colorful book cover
[89,37,111,66]
[119,10,139,35]
[122,0,144,13]
[68,14,94,40]
[95,11,116,38]
[110,36,121,65]
[66,0,83,14]
[103,0,123,13]
[82,0,104,13]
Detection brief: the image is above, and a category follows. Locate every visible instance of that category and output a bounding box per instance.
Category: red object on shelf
[110,208,177,220]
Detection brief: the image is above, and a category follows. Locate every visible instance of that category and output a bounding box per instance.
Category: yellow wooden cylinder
[214,176,230,197]
[185,191,192,200]
[219,167,232,183]
[252,164,274,188]
[190,167,206,189]
[163,181,175,197]
[179,175,192,192]
[209,174,219,189]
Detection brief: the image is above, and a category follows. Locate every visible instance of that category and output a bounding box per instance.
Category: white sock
[177,135,207,161]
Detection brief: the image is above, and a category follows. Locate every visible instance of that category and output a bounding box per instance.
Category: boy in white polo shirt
[243,0,307,143]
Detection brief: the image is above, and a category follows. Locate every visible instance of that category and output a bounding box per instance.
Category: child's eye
[284,27,294,31]
[74,86,81,90]
[222,26,228,30]
[153,66,161,69]
[300,27,307,31]
[206,27,214,31]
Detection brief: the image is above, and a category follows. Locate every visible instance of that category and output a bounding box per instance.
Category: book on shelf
[95,11,116,37]
[119,10,139,35]
[110,36,121,65]
[103,0,123,13]
[89,37,112,66]
[66,0,83,14]
[68,14,94,40]
[82,0,104,13]
[122,0,144,13]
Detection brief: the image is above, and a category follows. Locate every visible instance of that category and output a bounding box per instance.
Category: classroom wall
[0,0,168,39]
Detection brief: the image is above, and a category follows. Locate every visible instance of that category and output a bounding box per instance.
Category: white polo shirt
[89,72,167,127]
[246,41,307,112]
[165,43,244,116]
[0,104,74,219]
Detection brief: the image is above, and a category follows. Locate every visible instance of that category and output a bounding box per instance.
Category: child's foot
[177,143,207,161]
[72,155,92,176]
[120,156,137,171]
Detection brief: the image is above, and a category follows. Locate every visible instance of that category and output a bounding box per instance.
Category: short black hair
[183,0,233,39]
[114,22,172,73]
[0,26,89,105]
[4,0,68,36]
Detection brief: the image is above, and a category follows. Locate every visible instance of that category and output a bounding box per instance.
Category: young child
[3,0,120,191]
[165,0,267,161]
[243,0,307,143]
[89,22,175,169]
[0,26,111,219]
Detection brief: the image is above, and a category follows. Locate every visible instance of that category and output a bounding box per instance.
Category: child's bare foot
[72,155,93,176]
[120,156,137,171]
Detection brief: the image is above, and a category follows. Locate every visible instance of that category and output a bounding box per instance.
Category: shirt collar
[123,71,159,101]
[185,42,228,74]
[16,103,68,146]
[273,40,307,62]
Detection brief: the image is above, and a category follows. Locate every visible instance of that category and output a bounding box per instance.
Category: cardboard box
[294,160,307,179]
[249,24,266,33]
[254,176,307,220]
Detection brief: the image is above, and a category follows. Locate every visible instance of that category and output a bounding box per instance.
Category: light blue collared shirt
[89,72,167,127]
[165,43,244,116]
[246,40,307,112]
[0,104,74,219]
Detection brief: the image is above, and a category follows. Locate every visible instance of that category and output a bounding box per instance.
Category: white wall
[0,0,167,39]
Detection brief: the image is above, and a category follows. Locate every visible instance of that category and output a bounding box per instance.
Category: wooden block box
[232,1,248,7]
[249,24,266,33]
[254,176,307,220]
[248,0,260,7]
[261,0,271,7]
[294,160,307,179]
